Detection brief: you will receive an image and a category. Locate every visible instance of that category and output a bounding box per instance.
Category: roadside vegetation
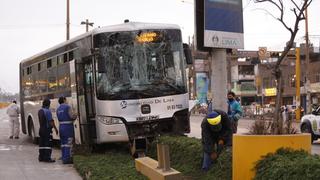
[74,136,320,180]
[74,151,147,180]
[148,136,232,180]
[74,135,232,180]
[254,148,320,180]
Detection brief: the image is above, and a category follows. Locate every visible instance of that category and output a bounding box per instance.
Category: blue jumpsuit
[38,108,54,161]
[56,103,74,164]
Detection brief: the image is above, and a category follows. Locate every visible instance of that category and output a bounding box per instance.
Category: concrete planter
[232,134,311,180]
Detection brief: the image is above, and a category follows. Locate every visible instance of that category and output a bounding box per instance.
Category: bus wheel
[28,119,38,144]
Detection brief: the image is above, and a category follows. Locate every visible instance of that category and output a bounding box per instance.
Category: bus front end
[93,25,190,143]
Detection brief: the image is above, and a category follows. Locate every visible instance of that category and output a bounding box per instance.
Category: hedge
[74,137,320,180]
[74,135,232,180]
[254,148,320,180]
[148,135,232,180]
[74,151,147,180]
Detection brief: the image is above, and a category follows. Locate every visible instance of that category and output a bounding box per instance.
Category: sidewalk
[0,108,82,180]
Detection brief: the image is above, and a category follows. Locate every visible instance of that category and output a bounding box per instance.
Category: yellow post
[295,47,301,122]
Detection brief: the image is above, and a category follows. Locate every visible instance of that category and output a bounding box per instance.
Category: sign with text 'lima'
[204,0,244,49]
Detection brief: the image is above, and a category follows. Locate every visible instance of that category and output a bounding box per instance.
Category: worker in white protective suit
[6,100,20,139]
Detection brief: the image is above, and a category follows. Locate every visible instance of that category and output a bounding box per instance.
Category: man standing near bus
[56,97,77,164]
[38,99,58,162]
[6,100,20,139]
[227,91,243,133]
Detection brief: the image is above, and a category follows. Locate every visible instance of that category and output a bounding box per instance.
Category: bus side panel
[23,100,41,138]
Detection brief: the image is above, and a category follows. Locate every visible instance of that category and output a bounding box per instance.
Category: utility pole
[81,19,94,32]
[296,47,301,122]
[305,7,311,113]
[66,0,70,40]
[210,49,228,112]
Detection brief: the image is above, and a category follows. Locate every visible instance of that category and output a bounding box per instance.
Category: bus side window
[48,67,57,92]
[63,53,68,63]
[68,51,74,61]
[58,55,64,65]
[58,63,70,90]
[33,73,40,94]
[84,62,95,117]
[38,70,48,93]
[31,65,38,94]
[47,59,52,68]
[23,74,32,97]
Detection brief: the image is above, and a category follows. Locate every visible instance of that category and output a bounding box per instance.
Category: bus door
[75,57,96,144]
[69,60,82,144]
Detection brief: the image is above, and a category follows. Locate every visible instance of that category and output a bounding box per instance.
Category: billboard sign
[264,88,277,97]
[196,73,209,104]
[203,0,244,49]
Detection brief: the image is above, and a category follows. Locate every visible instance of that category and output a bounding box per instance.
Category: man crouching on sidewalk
[201,110,232,171]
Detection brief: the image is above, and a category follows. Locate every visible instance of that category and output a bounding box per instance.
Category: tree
[254,0,313,134]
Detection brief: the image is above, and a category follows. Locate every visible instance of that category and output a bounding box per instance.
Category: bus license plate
[136,115,159,121]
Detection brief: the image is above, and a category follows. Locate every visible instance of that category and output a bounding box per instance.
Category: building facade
[227,44,320,111]
[190,43,320,111]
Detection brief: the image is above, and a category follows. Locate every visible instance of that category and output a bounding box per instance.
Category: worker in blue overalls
[38,98,58,162]
[56,96,77,164]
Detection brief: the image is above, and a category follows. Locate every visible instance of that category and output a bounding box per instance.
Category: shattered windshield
[94,29,187,100]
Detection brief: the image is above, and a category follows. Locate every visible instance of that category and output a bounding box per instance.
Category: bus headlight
[97,116,123,125]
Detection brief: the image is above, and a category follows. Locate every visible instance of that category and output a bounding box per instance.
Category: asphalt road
[189,114,320,155]
[0,108,82,180]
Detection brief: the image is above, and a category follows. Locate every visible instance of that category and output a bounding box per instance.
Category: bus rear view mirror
[183,43,193,65]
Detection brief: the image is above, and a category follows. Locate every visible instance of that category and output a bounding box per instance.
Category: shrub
[74,151,147,180]
[74,135,232,180]
[254,148,320,180]
[148,135,232,180]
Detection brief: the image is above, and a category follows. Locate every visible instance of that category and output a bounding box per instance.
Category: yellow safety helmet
[207,111,222,132]
[207,112,221,125]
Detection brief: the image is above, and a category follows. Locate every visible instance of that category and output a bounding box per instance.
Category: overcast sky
[0,0,319,93]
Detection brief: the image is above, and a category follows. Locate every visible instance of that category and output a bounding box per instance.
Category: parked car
[300,105,320,143]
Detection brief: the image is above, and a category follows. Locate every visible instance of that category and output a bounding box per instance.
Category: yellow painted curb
[232,134,311,180]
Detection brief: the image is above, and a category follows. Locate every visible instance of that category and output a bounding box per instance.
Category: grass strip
[74,151,147,180]
[74,135,232,180]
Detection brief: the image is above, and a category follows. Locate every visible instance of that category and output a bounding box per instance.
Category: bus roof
[93,21,180,34]
[20,22,180,64]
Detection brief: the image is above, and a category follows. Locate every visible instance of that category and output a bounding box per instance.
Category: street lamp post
[81,19,94,32]
[296,47,301,121]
